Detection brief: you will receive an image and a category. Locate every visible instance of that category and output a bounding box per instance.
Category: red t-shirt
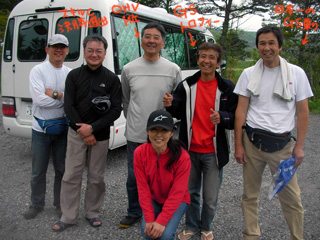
[189,77,218,153]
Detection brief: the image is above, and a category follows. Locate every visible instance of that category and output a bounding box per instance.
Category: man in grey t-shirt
[120,22,182,228]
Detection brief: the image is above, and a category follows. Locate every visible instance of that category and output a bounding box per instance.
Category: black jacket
[64,65,122,141]
[166,70,238,169]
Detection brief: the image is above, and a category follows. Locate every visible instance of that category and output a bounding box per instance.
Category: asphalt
[0,111,319,240]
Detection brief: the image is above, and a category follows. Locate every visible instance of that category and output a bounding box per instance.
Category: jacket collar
[185,70,231,93]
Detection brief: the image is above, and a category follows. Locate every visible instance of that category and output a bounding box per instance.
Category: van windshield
[18,19,49,61]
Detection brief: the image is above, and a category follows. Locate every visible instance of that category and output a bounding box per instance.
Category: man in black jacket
[53,35,122,232]
[163,42,238,240]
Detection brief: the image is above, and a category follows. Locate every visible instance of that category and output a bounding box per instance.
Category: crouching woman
[134,110,191,240]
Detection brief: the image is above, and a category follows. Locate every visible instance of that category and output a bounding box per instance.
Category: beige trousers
[242,131,304,240]
[60,128,109,224]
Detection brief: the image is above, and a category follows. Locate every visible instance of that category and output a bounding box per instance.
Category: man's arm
[292,98,309,168]
[164,81,185,119]
[29,66,63,109]
[234,95,250,164]
[121,69,130,119]
[216,81,239,130]
[64,71,83,125]
[45,89,63,100]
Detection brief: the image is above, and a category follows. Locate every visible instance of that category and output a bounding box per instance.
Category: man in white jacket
[23,34,71,219]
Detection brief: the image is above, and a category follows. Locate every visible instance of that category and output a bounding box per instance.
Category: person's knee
[31,170,46,180]
[159,231,175,240]
[62,171,83,183]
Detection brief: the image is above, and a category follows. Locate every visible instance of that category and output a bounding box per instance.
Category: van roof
[10,0,207,33]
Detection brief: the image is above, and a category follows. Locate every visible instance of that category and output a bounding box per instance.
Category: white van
[1,0,215,149]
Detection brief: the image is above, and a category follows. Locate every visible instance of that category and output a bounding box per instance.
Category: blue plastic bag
[268,157,297,200]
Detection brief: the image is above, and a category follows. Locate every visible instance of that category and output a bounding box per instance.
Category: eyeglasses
[85,49,105,55]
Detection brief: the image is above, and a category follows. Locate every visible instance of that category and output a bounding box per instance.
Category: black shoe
[119,216,142,228]
[23,205,44,219]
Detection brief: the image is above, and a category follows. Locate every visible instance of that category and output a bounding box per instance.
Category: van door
[13,11,85,129]
[13,14,52,127]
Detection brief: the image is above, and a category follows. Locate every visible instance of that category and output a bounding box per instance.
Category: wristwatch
[52,90,58,99]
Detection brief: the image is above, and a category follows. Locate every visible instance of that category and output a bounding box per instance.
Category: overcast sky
[175,0,269,31]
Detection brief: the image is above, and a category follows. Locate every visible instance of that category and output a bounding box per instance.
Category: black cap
[147,110,174,131]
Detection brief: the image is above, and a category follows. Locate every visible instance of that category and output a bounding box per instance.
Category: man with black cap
[24,34,71,219]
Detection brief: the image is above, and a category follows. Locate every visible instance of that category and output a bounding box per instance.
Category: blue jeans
[126,140,143,217]
[185,152,223,232]
[141,200,188,240]
[30,129,67,207]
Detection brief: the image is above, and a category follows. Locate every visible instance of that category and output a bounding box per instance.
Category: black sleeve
[165,81,186,120]
[64,69,83,127]
[218,80,238,130]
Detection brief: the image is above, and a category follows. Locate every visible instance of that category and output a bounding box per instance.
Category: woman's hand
[145,222,165,239]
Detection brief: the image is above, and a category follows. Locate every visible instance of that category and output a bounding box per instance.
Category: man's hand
[163,92,173,107]
[76,123,93,139]
[83,134,96,146]
[210,109,220,125]
[234,144,247,164]
[144,222,165,239]
[292,145,304,168]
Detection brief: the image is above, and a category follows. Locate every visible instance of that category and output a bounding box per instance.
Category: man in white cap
[23,34,71,219]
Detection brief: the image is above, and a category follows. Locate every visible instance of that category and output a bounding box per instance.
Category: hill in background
[211,28,256,50]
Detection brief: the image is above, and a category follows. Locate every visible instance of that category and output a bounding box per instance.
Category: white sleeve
[294,67,314,102]
[173,66,183,91]
[29,65,64,109]
[234,68,251,97]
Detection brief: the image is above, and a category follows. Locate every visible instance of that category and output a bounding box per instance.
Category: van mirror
[34,25,48,35]
[220,60,226,70]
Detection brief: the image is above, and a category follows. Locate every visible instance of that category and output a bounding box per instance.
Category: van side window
[88,11,102,35]
[112,15,208,72]
[162,27,188,69]
[56,17,81,61]
[18,19,48,61]
[113,15,143,73]
[3,18,14,62]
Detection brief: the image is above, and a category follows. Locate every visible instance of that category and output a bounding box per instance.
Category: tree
[0,0,21,41]
[0,10,10,41]
[263,0,320,92]
[131,0,179,13]
[0,0,21,12]
[189,0,273,61]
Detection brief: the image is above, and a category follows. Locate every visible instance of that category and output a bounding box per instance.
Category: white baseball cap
[48,34,69,47]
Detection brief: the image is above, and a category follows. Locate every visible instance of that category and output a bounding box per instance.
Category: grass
[309,86,320,115]
[309,99,320,115]
[221,59,255,83]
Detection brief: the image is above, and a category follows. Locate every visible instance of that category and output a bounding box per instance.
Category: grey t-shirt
[121,56,182,143]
